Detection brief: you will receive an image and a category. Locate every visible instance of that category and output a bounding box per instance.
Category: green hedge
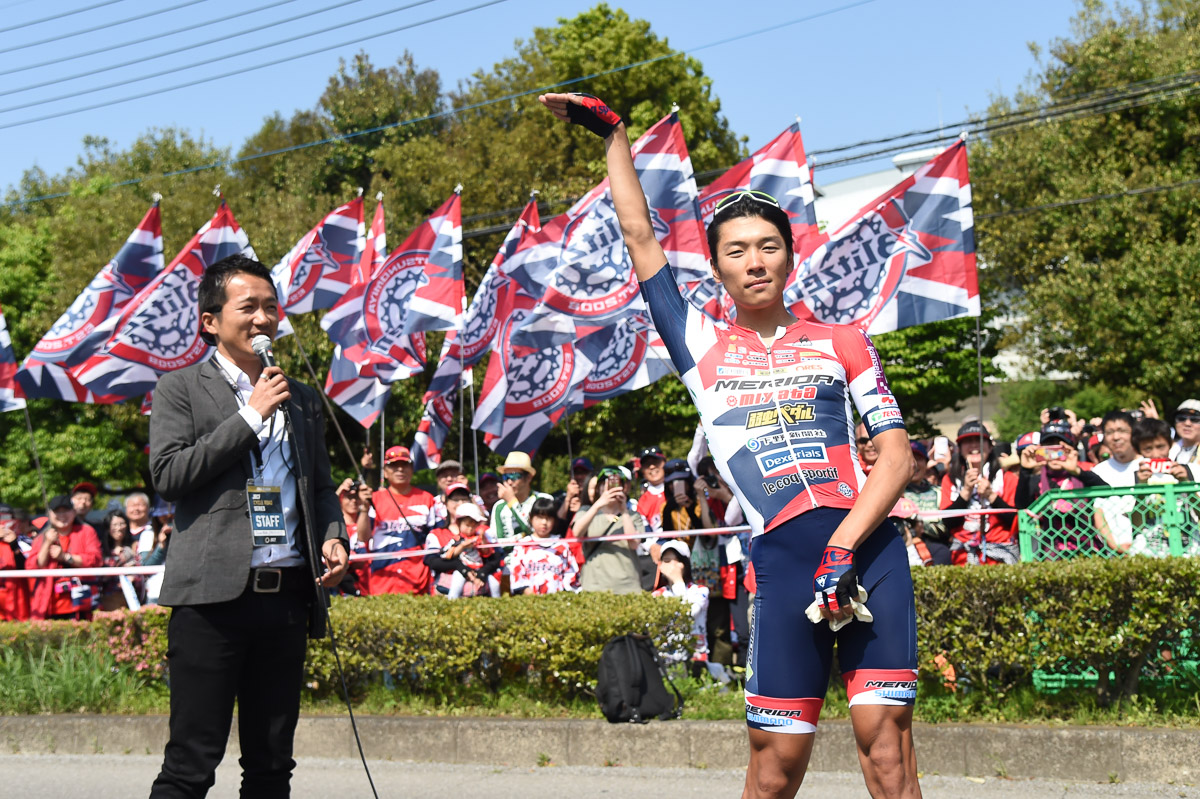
[306,592,694,702]
[4,557,1198,712]
[912,557,1200,705]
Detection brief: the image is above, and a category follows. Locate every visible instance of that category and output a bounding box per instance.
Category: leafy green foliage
[972,0,1200,407]
[993,378,1147,440]
[306,591,693,703]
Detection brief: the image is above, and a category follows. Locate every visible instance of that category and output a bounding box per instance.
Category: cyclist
[540,93,919,799]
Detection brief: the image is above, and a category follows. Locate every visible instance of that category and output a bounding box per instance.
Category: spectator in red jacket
[939,421,1020,565]
[0,504,32,621]
[30,494,102,619]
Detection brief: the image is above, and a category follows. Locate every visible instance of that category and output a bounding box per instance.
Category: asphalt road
[4,754,1198,798]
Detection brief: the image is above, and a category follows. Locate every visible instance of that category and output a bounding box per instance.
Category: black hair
[529,496,558,520]
[1100,409,1136,433]
[197,254,277,345]
[102,509,131,556]
[948,436,999,488]
[1131,418,1173,452]
[706,194,794,269]
[654,546,693,590]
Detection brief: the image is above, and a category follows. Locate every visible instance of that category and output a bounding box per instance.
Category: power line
[0,0,504,127]
[0,0,125,34]
[975,176,1200,221]
[0,0,438,106]
[1,0,207,53]
[0,0,306,79]
[0,0,883,203]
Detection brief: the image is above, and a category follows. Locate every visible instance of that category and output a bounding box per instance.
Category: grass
[0,644,167,715]
[2,638,1197,728]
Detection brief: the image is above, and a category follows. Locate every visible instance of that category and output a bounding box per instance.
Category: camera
[1046,406,1067,422]
[702,474,718,489]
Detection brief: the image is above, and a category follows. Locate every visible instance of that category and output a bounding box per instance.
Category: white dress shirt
[212,350,303,568]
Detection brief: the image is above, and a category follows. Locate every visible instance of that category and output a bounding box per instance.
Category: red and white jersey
[369,486,436,595]
[636,484,667,534]
[507,536,580,595]
[641,265,906,537]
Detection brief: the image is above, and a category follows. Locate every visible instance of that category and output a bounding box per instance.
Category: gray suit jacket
[149,359,347,637]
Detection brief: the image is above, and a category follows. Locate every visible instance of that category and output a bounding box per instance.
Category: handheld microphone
[251,335,276,370]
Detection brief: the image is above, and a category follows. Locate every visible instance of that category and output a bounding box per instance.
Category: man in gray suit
[148,255,349,798]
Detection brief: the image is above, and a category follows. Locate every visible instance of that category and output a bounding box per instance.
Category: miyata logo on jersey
[746,403,815,429]
[745,428,825,453]
[756,445,828,477]
[866,408,903,425]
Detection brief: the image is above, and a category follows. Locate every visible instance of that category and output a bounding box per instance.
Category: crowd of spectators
[3,397,1199,683]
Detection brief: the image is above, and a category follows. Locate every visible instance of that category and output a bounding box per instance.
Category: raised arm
[539,93,667,283]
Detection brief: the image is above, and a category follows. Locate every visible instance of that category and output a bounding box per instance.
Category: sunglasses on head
[598,467,625,480]
[713,189,781,218]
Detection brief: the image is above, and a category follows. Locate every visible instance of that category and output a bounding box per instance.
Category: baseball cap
[48,494,73,511]
[445,481,471,497]
[659,539,691,560]
[956,420,990,443]
[638,446,664,462]
[478,471,500,486]
[1015,431,1040,451]
[1176,399,1200,414]
[384,446,412,464]
[499,451,536,475]
[571,456,594,473]
[598,464,632,482]
[910,441,929,459]
[71,482,98,497]
[454,503,485,523]
[1040,420,1076,446]
[435,459,463,475]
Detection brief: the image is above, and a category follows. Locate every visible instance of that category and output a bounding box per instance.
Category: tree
[971,0,1200,411]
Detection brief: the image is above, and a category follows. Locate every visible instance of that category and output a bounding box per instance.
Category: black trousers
[150,577,310,799]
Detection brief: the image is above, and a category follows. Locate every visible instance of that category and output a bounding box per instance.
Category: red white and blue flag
[575,316,675,408]
[413,197,541,468]
[691,121,823,322]
[321,199,401,427]
[783,140,978,333]
[271,196,364,315]
[403,189,463,334]
[506,112,707,350]
[70,199,255,400]
[16,201,163,402]
[474,288,594,456]
[0,303,26,413]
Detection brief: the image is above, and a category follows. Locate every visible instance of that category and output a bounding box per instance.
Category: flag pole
[22,407,48,510]
[468,371,480,490]
[379,407,386,486]
[289,332,363,479]
[976,310,985,431]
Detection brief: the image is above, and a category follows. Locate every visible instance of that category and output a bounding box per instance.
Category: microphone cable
[252,334,381,799]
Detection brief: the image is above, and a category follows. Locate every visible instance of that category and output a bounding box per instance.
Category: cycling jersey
[641,264,906,536]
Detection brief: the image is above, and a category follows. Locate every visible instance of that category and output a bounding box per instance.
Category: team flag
[414,197,541,468]
[324,344,392,428]
[691,121,823,321]
[783,139,978,333]
[403,189,464,334]
[16,202,163,402]
[271,196,364,315]
[474,288,594,456]
[506,112,707,350]
[575,316,675,408]
[0,303,26,413]
[70,199,255,401]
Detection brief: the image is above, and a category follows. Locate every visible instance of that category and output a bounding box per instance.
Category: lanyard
[214,362,277,475]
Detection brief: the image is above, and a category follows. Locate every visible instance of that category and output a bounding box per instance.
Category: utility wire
[0,0,125,34]
[1,0,207,53]
[975,176,1200,221]
[0,0,306,79]
[0,0,438,107]
[0,0,504,128]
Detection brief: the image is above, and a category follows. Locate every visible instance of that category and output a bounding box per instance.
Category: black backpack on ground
[596,633,684,723]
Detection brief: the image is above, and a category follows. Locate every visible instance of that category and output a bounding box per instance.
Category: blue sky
[0,0,1081,199]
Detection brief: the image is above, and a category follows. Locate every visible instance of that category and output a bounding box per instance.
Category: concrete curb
[0,715,1195,784]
